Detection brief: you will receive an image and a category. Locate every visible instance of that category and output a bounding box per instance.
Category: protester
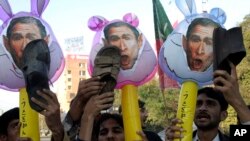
[31,89,68,141]
[64,77,149,140]
[78,99,148,141]
[138,100,149,129]
[77,92,115,141]
[118,99,148,129]
[63,77,105,140]
[165,62,250,141]
[0,107,20,141]
[0,89,68,141]
[91,113,149,141]
[213,62,250,124]
[237,105,250,125]
[165,87,229,141]
[93,113,124,141]
[119,99,162,141]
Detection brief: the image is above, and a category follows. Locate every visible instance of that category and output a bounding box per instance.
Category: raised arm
[78,92,114,140]
[214,62,250,124]
[31,89,66,141]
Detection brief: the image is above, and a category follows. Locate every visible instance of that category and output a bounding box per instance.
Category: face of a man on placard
[183,18,219,72]
[104,22,142,70]
[3,16,49,68]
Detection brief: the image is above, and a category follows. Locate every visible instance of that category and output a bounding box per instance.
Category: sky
[0,0,249,113]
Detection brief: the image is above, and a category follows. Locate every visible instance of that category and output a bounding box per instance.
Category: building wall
[56,54,90,112]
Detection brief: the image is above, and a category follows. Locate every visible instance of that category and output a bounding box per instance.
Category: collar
[193,132,220,141]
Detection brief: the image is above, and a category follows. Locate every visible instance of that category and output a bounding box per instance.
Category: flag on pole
[152,0,179,89]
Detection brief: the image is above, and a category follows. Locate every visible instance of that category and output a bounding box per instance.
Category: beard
[195,118,220,131]
[195,111,221,131]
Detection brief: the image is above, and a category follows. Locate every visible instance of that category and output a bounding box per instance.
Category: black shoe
[213,27,246,74]
[21,39,51,112]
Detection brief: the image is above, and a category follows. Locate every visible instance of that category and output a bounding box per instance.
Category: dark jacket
[144,130,163,141]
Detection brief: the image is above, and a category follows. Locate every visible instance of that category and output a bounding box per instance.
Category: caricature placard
[88,13,157,88]
[0,0,65,91]
[159,4,226,86]
[0,0,65,140]
[87,13,158,140]
[158,0,227,141]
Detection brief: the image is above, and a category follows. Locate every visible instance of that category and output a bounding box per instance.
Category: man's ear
[220,110,228,121]
[182,35,187,51]
[44,35,50,44]
[137,33,143,49]
[3,35,11,52]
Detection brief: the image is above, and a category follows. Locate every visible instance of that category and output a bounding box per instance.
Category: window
[79,78,85,82]
[68,86,71,89]
[79,70,85,76]
[79,63,85,68]
[68,78,71,82]
[70,93,75,99]
[67,70,71,74]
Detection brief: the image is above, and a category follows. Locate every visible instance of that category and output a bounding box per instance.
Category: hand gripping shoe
[92,45,121,95]
[21,39,51,112]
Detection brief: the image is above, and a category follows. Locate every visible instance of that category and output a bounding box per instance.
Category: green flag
[153,0,178,89]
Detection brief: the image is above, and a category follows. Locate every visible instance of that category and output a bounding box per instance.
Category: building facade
[56,54,90,111]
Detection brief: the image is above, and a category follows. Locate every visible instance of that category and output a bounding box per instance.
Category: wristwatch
[63,112,74,132]
[63,112,79,140]
[75,136,86,141]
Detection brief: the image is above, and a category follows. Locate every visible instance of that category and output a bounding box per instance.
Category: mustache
[121,54,128,57]
[193,58,202,62]
[196,111,210,119]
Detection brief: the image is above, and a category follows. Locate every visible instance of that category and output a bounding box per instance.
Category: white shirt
[193,133,220,141]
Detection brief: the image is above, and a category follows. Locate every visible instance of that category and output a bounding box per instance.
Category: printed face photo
[183,18,220,72]
[103,21,143,70]
[2,16,49,68]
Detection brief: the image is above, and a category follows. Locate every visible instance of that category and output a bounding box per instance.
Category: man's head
[103,21,143,70]
[118,99,148,129]
[183,18,220,72]
[138,99,148,129]
[194,87,228,131]
[93,113,124,141]
[0,107,19,141]
[3,16,49,67]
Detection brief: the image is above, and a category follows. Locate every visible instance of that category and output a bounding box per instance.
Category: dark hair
[138,99,145,109]
[118,99,145,113]
[103,21,140,41]
[0,107,19,135]
[198,87,228,111]
[93,113,123,140]
[6,16,47,39]
[186,18,220,39]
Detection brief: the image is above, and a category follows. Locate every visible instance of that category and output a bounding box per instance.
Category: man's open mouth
[192,59,202,70]
[121,55,129,66]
